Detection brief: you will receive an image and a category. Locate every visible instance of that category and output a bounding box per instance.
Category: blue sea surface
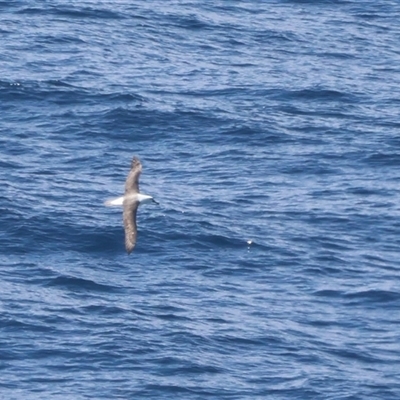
[1,1,400,399]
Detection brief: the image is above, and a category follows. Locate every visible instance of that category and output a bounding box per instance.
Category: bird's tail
[104,196,125,206]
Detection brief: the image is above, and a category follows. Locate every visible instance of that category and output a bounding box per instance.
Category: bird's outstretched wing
[123,200,139,254]
[125,157,142,194]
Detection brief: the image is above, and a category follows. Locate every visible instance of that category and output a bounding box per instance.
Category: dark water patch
[314,288,400,306]
[142,384,199,395]
[314,238,353,252]
[281,160,340,175]
[1,318,56,334]
[80,305,128,316]
[220,124,291,144]
[313,253,347,267]
[44,275,119,293]
[17,5,125,20]
[364,152,400,167]
[279,105,355,120]
[164,13,211,31]
[254,29,301,44]
[345,289,400,304]
[313,289,344,298]
[153,356,223,375]
[213,334,285,352]
[363,253,396,269]
[96,106,227,140]
[173,86,251,98]
[155,313,192,322]
[1,80,145,112]
[163,331,209,347]
[0,349,16,362]
[282,88,353,101]
[346,186,389,196]
[45,34,87,45]
[307,319,343,328]
[46,80,79,88]
[0,79,144,122]
[0,80,90,105]
[99,107,170,132]
[319,51,357,59]
[303,266,327,276]
[4,208,126,255]
[327,348,383,365]
[2,264,60,286]
[194,233,242,250]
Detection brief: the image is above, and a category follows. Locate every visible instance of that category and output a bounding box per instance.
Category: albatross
[105,156,158,254]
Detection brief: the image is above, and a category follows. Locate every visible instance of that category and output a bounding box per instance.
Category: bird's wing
[123,200,139,254]
[125,156,142,194]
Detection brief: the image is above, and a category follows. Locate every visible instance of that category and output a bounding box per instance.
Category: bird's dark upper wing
[125,156,142,194]
[123,200,139,254]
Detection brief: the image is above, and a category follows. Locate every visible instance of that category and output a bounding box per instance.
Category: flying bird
[105,157,158,254]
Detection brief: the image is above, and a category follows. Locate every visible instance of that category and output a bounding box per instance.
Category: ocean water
[1,1,400,398]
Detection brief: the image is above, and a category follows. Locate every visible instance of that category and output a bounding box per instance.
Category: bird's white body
[136,193,155,204]
[105,196,124,206]
[105,193,154,207]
